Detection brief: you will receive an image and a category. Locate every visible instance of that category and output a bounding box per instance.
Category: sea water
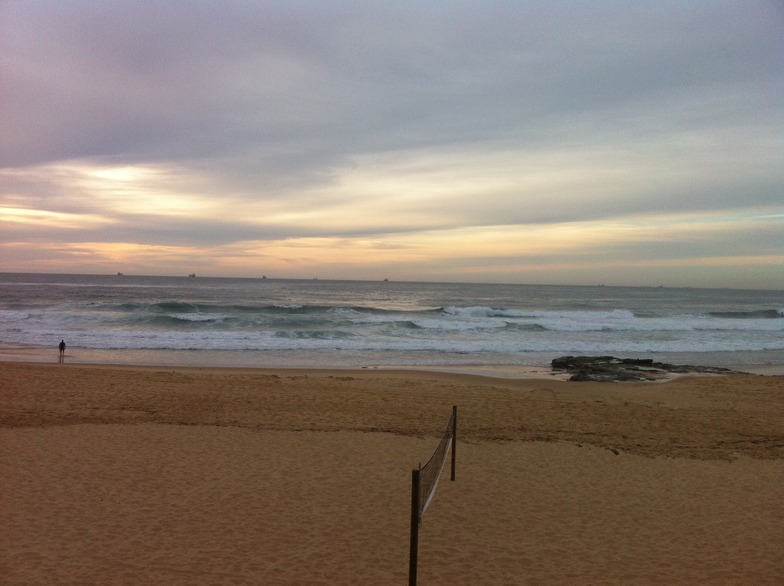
[0,273,782,371]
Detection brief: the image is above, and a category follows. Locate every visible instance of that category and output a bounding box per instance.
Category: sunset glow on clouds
[1,2,782,288]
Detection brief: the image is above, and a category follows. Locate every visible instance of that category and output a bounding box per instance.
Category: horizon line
[0,270,781,293]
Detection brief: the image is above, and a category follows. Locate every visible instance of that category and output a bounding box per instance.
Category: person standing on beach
[58,340,66,358]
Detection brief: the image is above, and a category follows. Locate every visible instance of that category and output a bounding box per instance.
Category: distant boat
[262,275,267,279]
[383,278,389,282]
[189,273,196,278]
[117,272,124,276]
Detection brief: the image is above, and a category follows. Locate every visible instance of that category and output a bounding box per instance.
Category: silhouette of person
[58,340,66,362]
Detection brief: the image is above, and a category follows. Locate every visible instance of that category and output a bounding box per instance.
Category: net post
[451,405,457,481]
[409,468,421,586]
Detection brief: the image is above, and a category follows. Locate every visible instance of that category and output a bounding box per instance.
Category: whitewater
[0,273,782,371]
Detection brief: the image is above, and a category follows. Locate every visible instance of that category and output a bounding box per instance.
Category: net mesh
[418,409,455,517]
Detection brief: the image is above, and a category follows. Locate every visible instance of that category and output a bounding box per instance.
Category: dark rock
[551,355,743,382]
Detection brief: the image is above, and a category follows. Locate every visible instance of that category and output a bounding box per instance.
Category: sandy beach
[1,362,782,585]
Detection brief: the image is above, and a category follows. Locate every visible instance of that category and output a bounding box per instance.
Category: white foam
[1,277,782,365]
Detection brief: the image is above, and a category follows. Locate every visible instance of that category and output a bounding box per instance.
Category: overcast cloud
[1,1,782,287]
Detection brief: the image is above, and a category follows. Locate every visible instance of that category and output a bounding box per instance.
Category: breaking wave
[1,274,782,363]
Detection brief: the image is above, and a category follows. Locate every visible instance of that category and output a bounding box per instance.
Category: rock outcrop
[551,355,741,382]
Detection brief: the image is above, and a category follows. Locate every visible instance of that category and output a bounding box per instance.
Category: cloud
[1,1,782,287]
[4,1,781,166]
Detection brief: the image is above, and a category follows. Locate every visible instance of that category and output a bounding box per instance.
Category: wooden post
[409,468,421,586]
[451,405,457,481]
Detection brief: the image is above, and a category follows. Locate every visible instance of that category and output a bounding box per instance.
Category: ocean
[0,273,782,372]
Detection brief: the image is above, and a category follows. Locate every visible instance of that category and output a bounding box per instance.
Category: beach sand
[1,363,782,585]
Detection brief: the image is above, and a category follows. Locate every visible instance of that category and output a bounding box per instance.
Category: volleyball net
[409,406,457,586]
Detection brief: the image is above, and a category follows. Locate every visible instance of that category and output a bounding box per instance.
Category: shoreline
[2,343,783,378]
[5,356,784,381]
[1,362,783,584]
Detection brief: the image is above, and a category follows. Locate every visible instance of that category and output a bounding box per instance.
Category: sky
[1,1,783,289]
